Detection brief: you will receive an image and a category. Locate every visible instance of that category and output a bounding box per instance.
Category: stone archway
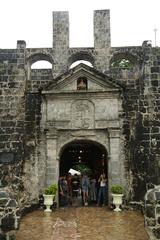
[59,139,108,178]
[59,139,109,206]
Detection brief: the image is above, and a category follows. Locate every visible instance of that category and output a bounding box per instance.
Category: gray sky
[0,0,160,49]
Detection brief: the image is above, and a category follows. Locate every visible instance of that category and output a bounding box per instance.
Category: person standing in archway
[90,176,97,203]
[71,174,80,198]
[97,173,107,206]
[66,172,72,206]
[81,173,90,206]
[59,175,69,207]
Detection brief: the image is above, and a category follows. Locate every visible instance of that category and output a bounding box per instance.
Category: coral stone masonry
[0,9,160,239]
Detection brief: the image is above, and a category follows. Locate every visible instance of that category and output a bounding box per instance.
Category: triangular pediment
[42,63,121,94]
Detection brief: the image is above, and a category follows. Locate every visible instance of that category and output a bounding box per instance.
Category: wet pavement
[16,207,149,240]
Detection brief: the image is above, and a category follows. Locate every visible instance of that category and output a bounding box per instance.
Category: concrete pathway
[16,207,149,240]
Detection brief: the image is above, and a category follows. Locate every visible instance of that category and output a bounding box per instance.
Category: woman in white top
[97,173,107,206]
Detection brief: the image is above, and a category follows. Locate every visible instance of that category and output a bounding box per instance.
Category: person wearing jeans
[97,173,107,206]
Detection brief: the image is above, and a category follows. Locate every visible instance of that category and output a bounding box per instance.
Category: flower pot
[112,194,123,211]
[43,194,54,212]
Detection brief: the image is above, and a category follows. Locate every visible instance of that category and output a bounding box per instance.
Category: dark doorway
[59,140,108,207]
[60,140,108,178]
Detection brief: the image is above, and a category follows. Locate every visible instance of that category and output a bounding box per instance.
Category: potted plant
[43,183,58,212]
[111,184,124,212]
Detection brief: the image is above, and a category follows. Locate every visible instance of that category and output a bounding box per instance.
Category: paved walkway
[16,207,149,240]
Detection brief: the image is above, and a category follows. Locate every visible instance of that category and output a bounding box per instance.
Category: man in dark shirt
[71,174,80,198]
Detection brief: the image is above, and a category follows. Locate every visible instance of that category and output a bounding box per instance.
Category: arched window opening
[110,54,137,70]
[70,60,93,69]
[31,60,52,69]
[77,76,87,90]
[111,59,134,69]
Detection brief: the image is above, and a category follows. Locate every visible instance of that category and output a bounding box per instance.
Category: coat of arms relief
[71,100,95,129]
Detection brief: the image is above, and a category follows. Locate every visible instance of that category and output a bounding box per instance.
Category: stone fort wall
[0,10,160,238]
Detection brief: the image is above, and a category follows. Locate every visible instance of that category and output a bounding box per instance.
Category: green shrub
[44,183,58,195]
[72,163,92,175]
[111,185,124,194]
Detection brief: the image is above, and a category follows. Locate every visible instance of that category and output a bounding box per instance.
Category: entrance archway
[59,140,108,207]
[60,140,108,178]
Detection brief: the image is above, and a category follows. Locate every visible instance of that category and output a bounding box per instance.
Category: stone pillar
[94,9,111,48]
[17,40,26,68]
[93,10,111,72]
[52,11,69,75]
[46,132,59,186]
[52,11,69,49]
[109,129,123,186]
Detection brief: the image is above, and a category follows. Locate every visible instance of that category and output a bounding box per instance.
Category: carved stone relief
[71,100,94,129]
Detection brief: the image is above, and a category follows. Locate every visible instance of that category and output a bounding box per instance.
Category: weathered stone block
[6,199,18,208]
[156,206,160,214]
[0,153,14,164]
[0,191,9,198]
[146,218,156,226]
[151,80,159,86]
[151,73,159,79]
[146,205,155,218]
[153,227,160,239]
[1,214,15,231]
[151,67,160,73]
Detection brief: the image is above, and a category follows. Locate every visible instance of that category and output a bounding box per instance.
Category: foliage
[44,183,58,195]
[111,185,124,194]
[111,58,133,69]
[72,163,92,175]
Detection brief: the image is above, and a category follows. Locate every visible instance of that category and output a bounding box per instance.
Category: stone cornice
[42,90,121,99]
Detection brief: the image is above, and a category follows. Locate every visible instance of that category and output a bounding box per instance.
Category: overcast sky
[0,0,160,49]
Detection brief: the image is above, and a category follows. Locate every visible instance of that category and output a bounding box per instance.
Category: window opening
[111,58,134,69]
[31,60,52,69]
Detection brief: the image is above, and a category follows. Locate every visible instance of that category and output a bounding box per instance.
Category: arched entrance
[60,140,108,178]
[59,140,108,207]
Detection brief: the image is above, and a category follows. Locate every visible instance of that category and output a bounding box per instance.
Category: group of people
[59,172,107,207]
